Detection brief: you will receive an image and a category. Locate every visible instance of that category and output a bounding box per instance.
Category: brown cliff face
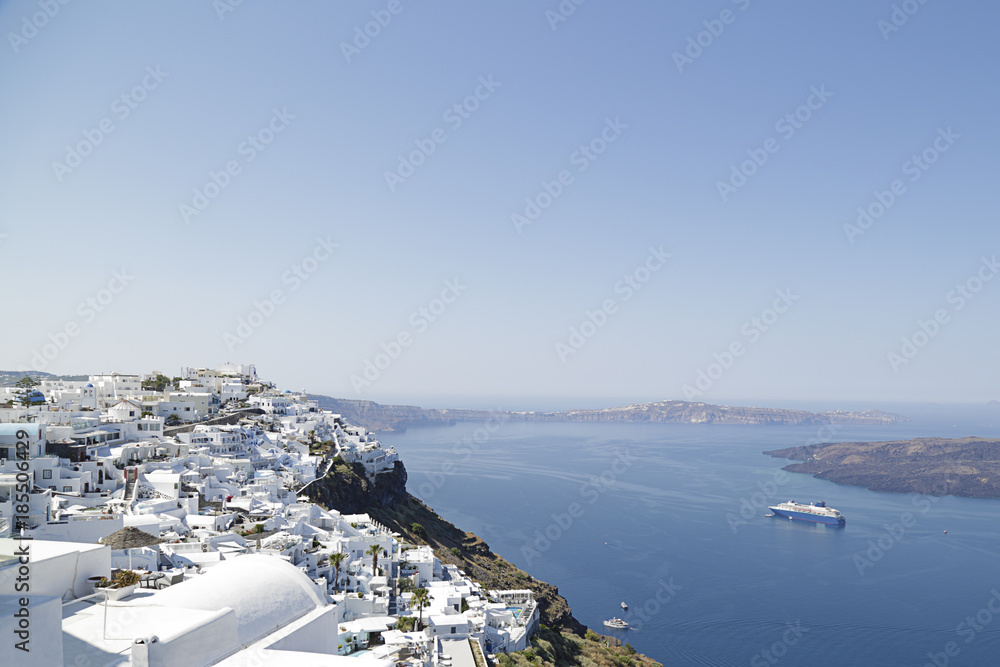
[766,436,1000,498]
[303,457,408,514]
[302,452,583,632]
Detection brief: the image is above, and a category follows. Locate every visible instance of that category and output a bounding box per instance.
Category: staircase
[387,577,398,615]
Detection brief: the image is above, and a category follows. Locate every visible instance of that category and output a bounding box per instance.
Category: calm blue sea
[380,405,1000,666]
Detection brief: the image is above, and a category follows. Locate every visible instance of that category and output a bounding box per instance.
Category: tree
[141,374,173,392]
[412,588,430,630]
[366,543,381,576]
[329,552,347,593]
[14,376,39,407]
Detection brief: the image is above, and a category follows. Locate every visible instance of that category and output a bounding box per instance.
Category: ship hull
[770,508,845,525]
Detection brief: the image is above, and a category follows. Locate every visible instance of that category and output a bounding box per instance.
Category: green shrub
[103,570,140,588]
[410,523,426,538]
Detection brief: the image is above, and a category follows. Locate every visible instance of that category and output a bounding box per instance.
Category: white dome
[148,554,325,644]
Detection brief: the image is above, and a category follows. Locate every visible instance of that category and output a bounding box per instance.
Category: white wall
[32,513,123,543]
[0,539,110,599]
[265,605,340,653]
[132,607,238,667]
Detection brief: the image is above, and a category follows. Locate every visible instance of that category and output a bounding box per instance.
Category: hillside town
[0,364,538,667]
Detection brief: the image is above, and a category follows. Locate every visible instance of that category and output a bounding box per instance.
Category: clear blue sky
[1,1,997,408]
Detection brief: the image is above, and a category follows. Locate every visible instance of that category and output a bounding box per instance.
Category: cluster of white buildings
[0,365,537,666]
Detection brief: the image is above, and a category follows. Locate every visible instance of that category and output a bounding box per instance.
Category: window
[451,627,456,634]
[42,470,52,479]
[63,486,72,492]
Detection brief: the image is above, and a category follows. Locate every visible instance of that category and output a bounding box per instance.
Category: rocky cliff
[765,436,1000,497]
[303,452,660,665]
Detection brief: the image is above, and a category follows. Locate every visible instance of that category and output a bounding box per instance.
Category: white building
[37,379,98,410]
[89,373,143,405]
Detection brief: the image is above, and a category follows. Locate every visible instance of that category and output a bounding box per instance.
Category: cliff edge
[303,453,662,666]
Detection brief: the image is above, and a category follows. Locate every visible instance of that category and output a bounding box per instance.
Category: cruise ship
[768,500,845,525]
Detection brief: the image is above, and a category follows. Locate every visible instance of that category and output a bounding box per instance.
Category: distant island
[765,436,1000,498]
[310,396,907,432]
[0,370,88,384]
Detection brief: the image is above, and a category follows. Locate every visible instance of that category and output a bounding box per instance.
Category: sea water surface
[380,406,1000,666]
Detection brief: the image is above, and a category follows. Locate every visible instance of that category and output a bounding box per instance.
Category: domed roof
[148,554,326,644]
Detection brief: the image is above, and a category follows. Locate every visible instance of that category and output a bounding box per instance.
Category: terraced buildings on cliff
[0,364,538,667]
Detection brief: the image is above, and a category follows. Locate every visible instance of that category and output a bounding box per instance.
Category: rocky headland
[765,436,1000,498]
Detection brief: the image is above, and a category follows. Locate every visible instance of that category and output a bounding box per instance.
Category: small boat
[620,601,628,611]
[603,617,628,629]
